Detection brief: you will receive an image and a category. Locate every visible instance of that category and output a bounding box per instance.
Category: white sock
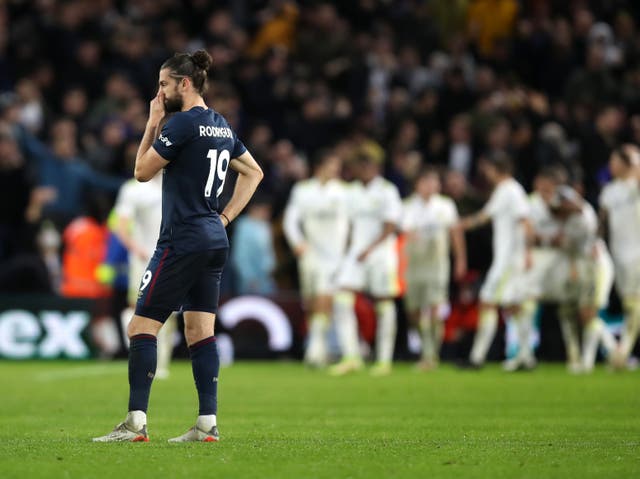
[156,313,177,374]
[375,300,397,364]
[516,300,536,362]
[126,410,147,429]
[597,317,617,355]
[470,307,498,365]
[620,299,640,358]
[304,313,329,363]
[558,304,580,365]
[419,308,434,362]
[334,292,360,360]
[582,317,602,370]
[432,319,444,363]
[196,414,216,431]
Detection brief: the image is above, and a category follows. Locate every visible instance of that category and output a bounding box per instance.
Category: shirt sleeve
[483,187,503,218]
[113,181,137,219]
[512,189,530,219]
[400,201,415,232]
[232,134,248,158]
[282,185,304,248]
[383,184,403,225]
[445,199,459,227]
[152,114,194,162]
[598,187,610,211]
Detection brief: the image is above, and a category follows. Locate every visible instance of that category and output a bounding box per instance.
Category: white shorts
[524,249,570,302]
[613,257,640,299]
[569,253,614,309]
[480,259,527,306]
[404,274,448,311]
[298,254,341,299]
[336,249,400,298]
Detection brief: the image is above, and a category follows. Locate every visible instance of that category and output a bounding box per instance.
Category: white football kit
[479,178,530,305]
[283,178,350,299]
[563,201,613,310]
[114,176,163,303]
[336,177,403,298]
[401,193,458,310]
[525,193,570,302]
[599,177,640,298]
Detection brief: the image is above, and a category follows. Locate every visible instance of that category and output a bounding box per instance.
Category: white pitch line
[34,364,126,382]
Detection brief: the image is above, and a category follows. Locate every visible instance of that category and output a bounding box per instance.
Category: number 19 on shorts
[204,149,230,198]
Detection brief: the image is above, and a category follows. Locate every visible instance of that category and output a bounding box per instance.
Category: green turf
[0,361,638,479]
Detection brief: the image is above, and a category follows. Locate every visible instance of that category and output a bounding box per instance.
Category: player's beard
[164,92,183,113]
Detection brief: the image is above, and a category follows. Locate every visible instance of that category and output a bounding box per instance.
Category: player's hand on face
[149,92,166,125]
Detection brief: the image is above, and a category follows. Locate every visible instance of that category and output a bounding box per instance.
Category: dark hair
[612,144,640,167]
[536,165,567,184]
[484,151,513,174]
[161,50,213,95]
[311,148,338,170]
[415,165,441,183]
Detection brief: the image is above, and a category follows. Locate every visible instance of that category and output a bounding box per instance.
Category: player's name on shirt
[199,125,233,138]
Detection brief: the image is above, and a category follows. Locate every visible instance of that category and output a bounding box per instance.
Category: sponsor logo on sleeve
[158,134,173,146]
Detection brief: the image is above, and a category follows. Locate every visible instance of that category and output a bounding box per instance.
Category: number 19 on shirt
[204,148,230,198]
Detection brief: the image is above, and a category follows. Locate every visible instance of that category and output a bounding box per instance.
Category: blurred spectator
[0,128,36,259]
[15,78,45,134]
[579,105,624,202]
[467,0,519,58]
[247,1,299,58]
[19,118,125,225]
[230,197,277,296]
[0,0,638,301]
[0,127,53,293]
[60,195,111,299]
[447,114,474,178]
[565,43,617,108]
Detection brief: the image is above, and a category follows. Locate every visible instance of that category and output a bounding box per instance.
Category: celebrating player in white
[113,174,178,379]
[331,150,403,376]
[283,150,349,367]
[528,169,580,371]
[560,188,617,372]
[599,144,640,368]
[458,153,536,370]
[402,167,466,370]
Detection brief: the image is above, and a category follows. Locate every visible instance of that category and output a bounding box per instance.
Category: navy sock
[128,334,157,413]
[190,336,219,416]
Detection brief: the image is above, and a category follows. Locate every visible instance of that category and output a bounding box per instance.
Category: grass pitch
[0,361,638,479]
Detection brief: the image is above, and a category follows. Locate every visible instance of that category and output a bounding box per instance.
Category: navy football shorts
[135,246,228,322]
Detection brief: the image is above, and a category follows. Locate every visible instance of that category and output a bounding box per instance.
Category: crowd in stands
[0,0,639,302]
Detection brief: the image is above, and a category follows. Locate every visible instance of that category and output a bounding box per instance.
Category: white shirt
[402,193,458,265]
[483,177,529,268]
[563,201,599,257]
[599,177,640,262]
[528,192,562,247]
[114,176,163,256]
[283,178,350,262]
[347,176,403,257]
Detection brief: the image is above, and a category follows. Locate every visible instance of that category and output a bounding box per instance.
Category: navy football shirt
[152,106,247,253]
